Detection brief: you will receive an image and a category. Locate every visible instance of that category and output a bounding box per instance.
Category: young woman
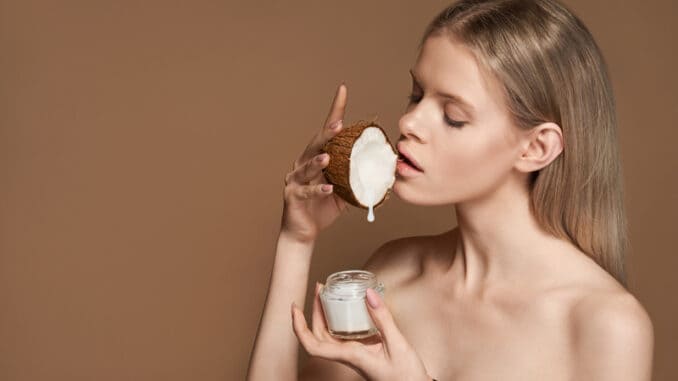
[247,0,654,380]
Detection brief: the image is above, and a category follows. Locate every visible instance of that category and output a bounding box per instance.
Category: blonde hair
[422,0,628,287]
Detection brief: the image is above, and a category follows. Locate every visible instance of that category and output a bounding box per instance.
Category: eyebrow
[409,69,476,116]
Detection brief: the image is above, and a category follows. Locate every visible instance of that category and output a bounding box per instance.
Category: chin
[393,181,454,206]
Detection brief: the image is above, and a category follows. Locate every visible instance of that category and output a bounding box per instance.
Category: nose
[398,104,427,143]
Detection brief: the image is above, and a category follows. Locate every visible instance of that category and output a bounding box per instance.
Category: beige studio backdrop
[1,0,677,380]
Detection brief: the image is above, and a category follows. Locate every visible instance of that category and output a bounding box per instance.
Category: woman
[247,0,654,380]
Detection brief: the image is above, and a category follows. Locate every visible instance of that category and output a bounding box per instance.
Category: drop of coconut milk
[368,204,375,222]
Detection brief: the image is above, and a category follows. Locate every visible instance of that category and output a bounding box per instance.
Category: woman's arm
[247,82,350,380]
[246,232,315,381]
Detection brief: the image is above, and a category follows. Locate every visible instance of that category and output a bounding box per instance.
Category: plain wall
[1,0,676,380]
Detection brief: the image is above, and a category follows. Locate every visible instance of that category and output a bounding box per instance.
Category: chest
[388,286,575,381]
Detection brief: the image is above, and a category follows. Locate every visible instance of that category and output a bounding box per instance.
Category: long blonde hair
[422,0,628,287]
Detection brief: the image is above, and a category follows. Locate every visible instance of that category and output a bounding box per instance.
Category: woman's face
[393,34,528,206]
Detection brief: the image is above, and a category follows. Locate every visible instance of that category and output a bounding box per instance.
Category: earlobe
[515,122,563,173]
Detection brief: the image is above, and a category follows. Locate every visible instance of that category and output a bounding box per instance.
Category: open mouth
[397,152,423,172]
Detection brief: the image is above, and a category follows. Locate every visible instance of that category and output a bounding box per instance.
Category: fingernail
[366,288,380,309]
[316,153,327,162]
[330,119,342,130]
[321,184,333,193]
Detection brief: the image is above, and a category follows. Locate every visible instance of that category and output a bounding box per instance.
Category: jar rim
[322,270,384,299]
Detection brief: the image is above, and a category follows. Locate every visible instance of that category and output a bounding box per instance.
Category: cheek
[435,130,519,197]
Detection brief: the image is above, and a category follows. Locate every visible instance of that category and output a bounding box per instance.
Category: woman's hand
[280,83,350,243]
[291,283,433,381]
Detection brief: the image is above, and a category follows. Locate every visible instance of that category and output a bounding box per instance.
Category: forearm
[246,232,315,381]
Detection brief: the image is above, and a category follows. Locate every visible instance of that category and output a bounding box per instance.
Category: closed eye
[406,93,467,128]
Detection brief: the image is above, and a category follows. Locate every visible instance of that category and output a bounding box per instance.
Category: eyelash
[406,93,467,128]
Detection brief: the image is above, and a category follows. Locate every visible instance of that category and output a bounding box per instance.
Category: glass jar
[319,270,385,340]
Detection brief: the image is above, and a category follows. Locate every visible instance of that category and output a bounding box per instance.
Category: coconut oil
[319,270,385,339]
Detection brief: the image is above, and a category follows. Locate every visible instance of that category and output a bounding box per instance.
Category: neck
[447,174,571,296]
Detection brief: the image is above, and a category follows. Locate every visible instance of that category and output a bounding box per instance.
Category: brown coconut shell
[321,119,397,209]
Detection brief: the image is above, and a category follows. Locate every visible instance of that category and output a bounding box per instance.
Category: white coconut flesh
[348,127,398,222]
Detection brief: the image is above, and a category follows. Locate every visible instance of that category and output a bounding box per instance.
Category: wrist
[277,231,316,261]
[278,229,317,246]
[272,231,315,280]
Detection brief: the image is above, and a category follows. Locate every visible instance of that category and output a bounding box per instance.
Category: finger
[323,82,347,129]
[292,302,340,358]
[292,302,319,350]
[289,183,334,201]
[312,282,329,338]
[365,287,407,353]
[289,152,329,186]
[295,84,347,168]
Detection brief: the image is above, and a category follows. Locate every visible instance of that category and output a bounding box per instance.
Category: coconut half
[321,120,398,222]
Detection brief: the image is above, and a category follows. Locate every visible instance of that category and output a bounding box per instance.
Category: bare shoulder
[570,287,654,348]
[361,231,446,287]
[568,284,654,380]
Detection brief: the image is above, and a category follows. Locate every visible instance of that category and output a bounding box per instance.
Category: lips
[396,143,423,172]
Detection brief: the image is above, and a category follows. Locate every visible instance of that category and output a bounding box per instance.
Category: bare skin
[327,227,654,380]
[248,34,653,381]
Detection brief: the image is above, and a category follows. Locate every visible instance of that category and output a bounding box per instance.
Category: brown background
[1,0,676,380]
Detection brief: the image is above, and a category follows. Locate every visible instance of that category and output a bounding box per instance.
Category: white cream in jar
[319,270,385,339]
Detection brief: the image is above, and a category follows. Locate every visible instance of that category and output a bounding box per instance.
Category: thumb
[365,287,406,351]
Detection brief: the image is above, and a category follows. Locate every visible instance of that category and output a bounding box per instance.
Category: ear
[514,122,563,173]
